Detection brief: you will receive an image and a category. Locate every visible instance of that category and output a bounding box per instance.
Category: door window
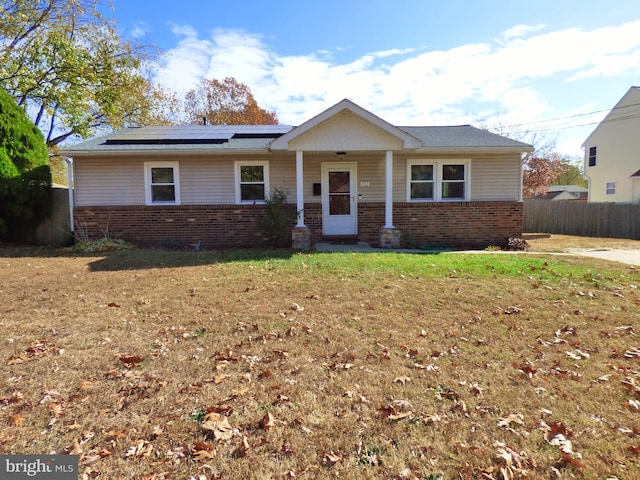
[328,171,351,215]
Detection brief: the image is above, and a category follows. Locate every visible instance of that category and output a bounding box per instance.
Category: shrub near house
[0,88,51,243]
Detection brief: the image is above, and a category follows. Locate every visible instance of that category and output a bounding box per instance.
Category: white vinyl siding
[394,154,521,202]
[181,159,234,204]
[74,158,145,206]
[72,152,522,207]
[74,155,294,207]
[470,156,521,200]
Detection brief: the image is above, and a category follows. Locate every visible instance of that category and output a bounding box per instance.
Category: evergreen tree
[0,88,51,242]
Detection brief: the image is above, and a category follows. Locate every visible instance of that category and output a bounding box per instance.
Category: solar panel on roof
[104,125,294,145]
[106,126,236,144]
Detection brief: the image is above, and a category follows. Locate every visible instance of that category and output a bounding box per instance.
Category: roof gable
[270,99,421,151]
[582,86,640,147]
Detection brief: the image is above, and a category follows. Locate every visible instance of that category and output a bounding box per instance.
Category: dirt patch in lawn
[1,247,640,478]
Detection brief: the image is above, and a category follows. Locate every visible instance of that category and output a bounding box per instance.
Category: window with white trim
[605,181,616,195]
[441,164,466,199]
[144,162,180,205]
[408,163,435,200]
[235,161,269,204]
[407,160,469,201]
[588,146,597,167]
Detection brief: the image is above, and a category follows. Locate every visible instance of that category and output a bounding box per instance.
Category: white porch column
[384,150,394,228]
[296,150,305,227]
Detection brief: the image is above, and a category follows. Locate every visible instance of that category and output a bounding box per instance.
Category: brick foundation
[74,201,522,249]
[392,201,523,249]
[73,205,295,249]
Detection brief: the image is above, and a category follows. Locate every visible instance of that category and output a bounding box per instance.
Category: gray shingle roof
[60,126,295,155]
[399,125,531,149]
[60,124,531,156]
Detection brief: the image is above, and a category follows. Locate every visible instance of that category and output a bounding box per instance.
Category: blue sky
[102,0,640,157]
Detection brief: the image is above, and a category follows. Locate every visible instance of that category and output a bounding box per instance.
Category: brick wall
[74,201,522,249]
[392,201,523,249]
[73,205,292,249]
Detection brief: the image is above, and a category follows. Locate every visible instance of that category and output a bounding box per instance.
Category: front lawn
[1,247,639,479]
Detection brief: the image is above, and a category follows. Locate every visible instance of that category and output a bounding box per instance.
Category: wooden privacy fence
[523,199,640,239]
[35,186,72,246]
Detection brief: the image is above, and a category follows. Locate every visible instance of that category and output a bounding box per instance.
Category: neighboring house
[538,185,588,201]
[60,99,532,249]
[582,86,640,203]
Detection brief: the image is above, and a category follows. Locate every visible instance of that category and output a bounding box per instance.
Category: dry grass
[526,234,640,252]
[1,238,640,479]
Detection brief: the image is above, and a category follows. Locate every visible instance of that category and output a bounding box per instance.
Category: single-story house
[60,99,532,249]
[537,185,588,201]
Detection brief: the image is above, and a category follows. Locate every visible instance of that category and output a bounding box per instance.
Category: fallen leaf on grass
[629,399,640,410]
[497,413,524,428]
[83,449,112,464]
[259,412,275,429]
[214,374,232,384]
[49,403,65,417]
[624,348,640,359]
[69,439,82,455]
[321,450,342,465]
[192,441,215,461]
[565,349,590,360]
[119,355,144,366]
[513,362,537,378]
[422,413,444,425]
[9,413,25,426]
[394,376,410,385]
[389,411,413,421]
[7,355,25,365]
[628,445,640,455]
[413,363,440,372]
[557,451,585,470]
[126,440,154,458]
[201,416,234,441]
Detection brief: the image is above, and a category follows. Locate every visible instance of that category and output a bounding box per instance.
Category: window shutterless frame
[605,181,616,195]
[588,146,597,167]
[234,161,270,204]
[144,162,180,205]
[406,159,470,201]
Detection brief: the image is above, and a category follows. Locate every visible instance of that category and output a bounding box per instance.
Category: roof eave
[414,146,533,155]
[60,148,271,157]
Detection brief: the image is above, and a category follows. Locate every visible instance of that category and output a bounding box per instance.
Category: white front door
[322,162,357,235]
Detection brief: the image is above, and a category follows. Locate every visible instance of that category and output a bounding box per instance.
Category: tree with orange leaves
[183,77,278,126]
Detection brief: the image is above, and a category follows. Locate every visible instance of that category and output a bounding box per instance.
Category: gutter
[58,148,272,157]
[581,146,591,201]
[413,146,534,155]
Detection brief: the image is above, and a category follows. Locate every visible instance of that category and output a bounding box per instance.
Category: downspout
[519,152,525,202]
[581,147,591,201]
[64,157,74,234]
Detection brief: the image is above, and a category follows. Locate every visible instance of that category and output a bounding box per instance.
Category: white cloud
[154,25,215,94]
[152,19,640,150]
[130,22,150,40]
[502,24,545,40]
